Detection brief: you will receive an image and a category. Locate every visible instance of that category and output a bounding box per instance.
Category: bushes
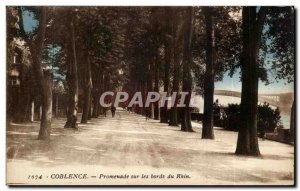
[219,104,241,131]
[257,103,282,132]
[215,102,282,133]
[190,107,200,113]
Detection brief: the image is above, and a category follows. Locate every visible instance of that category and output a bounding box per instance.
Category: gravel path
[7,109,294,185]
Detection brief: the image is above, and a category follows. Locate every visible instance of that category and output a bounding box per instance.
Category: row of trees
[7,6,294,156]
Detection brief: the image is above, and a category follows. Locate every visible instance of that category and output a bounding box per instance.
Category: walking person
[111,106,116,118]
[146,107,150,120]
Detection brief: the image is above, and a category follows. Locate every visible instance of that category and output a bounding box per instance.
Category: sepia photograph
[6,5,295,186]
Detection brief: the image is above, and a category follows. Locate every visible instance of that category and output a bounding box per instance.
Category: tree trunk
[30,101,34,122]
[236,7,267,156]
[160,7,172,123]
[24,96,32,122]
[92,64,103,118]
[92,91,99,117]
[38,71,53,139]
[64,15,79,129]
[54,94,58,117]
[202,7,215,139]
[290,100,294,142]
[141,80,146,115]
[81,52,92,123]
[39,106,42,121]
[146,59,153,119]
[154,53,160,120]
[169,62,179,126]
[24,7,51,140]
[181,7,194,132]
[101,74,110,116]
[88,98,92,120]
[169,10,180,126]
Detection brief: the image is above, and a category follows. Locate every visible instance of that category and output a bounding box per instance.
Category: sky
[21,8,294,95]
[215,69,294,94]
[22,9,38,34]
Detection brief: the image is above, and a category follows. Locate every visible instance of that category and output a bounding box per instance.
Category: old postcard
[6,6,295,186]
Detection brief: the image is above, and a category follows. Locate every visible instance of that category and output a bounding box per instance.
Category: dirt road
[7,109,294,185]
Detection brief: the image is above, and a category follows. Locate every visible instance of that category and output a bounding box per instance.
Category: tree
[150,9,163,120]
[236,7,267,156]
[18,7,52,139]
[81,51,92,123]
[202,7,215,139]
[64,11,79,129]
[265,7,295,141]
[169,8,184,126]
[160,7,173,123]
[192,7,242,138]
[290,101,294,141]
[91,63,103,117]
[153,51,160,120]
[181,7,194,132]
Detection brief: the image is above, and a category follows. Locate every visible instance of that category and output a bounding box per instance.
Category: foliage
[192,7,242,91]
[215,103,282,132]
[86,24,112,56]
[265,7,294,83]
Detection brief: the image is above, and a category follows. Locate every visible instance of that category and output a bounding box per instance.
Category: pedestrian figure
[127,106,131,114]
[111,106,116,118]
[104,108,107,117]
[146,107,150,120]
